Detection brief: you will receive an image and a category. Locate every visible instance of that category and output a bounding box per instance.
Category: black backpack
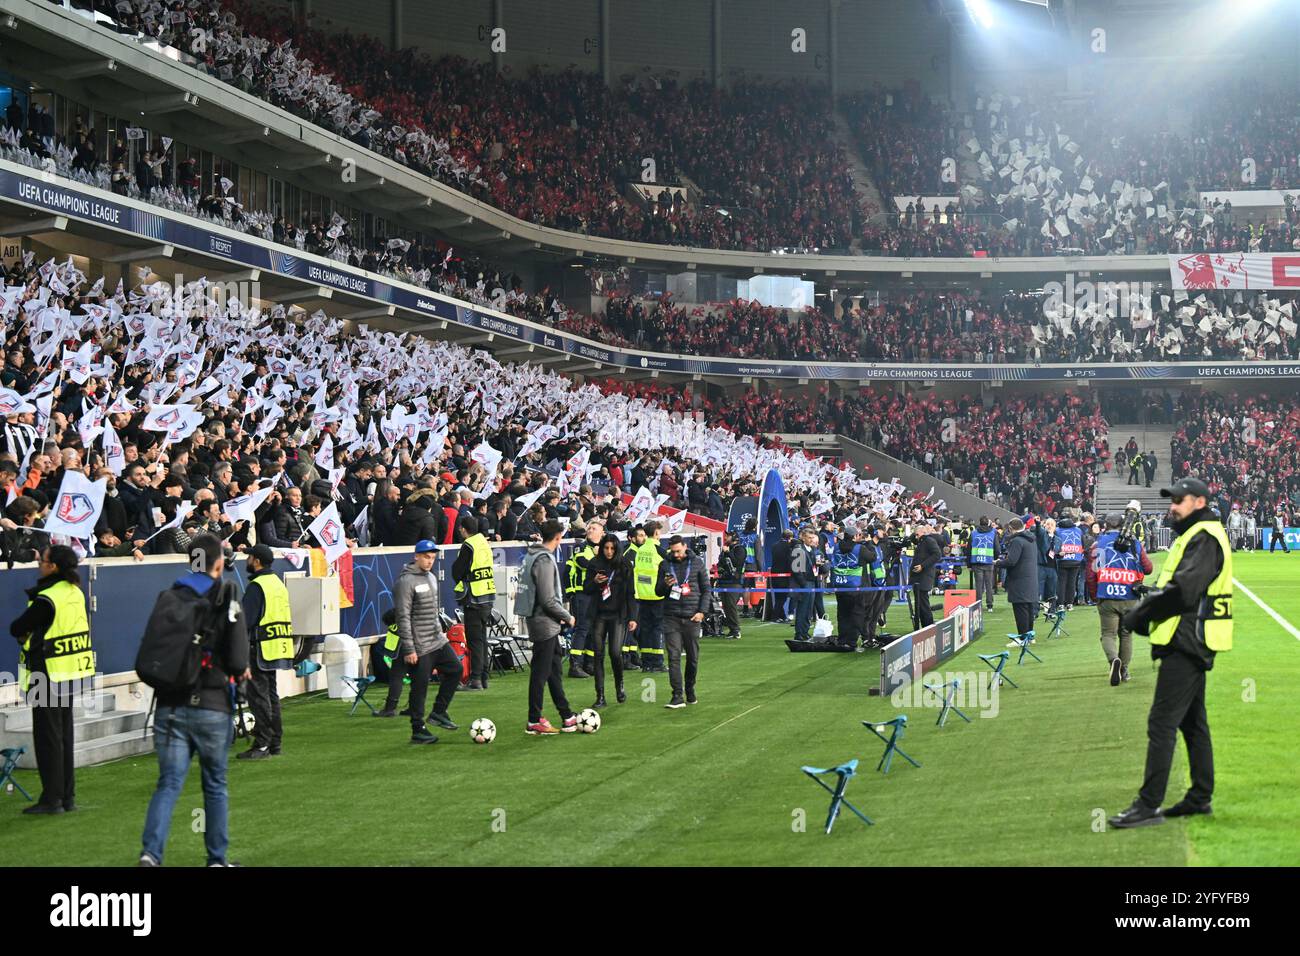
[134,582,226,695]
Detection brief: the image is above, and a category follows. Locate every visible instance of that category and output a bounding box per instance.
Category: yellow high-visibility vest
[254,573,294,668]
[1149,520,1233,652]
[454,534,497,598]
[567,544,596,593]
[634,541,664,602]
[20,580,93,692]
[383,623,400,658]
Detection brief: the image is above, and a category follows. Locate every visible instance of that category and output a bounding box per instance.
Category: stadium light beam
[964,0,994,29]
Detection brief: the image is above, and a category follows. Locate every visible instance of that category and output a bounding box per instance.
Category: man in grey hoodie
[392,539,461,744]
[525,520,579,735]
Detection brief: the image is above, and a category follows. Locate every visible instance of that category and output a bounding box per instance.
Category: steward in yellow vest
[10,545,92,813]
[451,518,497,690]
[1110,480,1229,828]
[238,546,293,759]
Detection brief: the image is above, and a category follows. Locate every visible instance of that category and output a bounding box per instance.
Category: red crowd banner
[1169,251,1300,290]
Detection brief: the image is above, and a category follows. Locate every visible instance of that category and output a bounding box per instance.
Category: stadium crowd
[1169,391,1300,521]
[0,253,952,569]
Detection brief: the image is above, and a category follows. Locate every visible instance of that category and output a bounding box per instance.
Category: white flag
[43,472,108,540]
[102,422,126,476]
[352,505,370,548]
[308,502,350,565]
[625,486,656,525]
[314,433,334,471]
[222,484,275,524]
[664,508,687,534]
[469,441,503,478]
[514,482,549,510]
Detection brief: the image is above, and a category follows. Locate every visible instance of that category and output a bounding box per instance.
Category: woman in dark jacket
[9,545,88,814]
[372,479,401,546]
[582,535,639,708]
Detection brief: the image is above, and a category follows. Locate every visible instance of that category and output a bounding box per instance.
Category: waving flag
[43,472,107,540]
[308,502,350,565]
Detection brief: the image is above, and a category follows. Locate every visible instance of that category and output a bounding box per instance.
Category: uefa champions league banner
[11,161,1300,381]
[1169,251,1300,290]
[876,603,984,696]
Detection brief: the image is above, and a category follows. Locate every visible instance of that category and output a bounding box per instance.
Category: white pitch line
[1233,578,1300,643]
[707,704,762,733]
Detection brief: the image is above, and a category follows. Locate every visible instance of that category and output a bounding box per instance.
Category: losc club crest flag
[307,501,349,565]
[43,472,107,540]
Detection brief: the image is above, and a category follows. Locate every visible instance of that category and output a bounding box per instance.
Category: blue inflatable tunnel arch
[756,468,789,572]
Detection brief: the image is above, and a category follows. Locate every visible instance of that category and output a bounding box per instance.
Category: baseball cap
[248,544,276,566]
[414,539,438,554]
[1160,477,1210,500]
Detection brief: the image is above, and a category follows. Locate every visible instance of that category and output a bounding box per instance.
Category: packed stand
[1169,391,1300,523]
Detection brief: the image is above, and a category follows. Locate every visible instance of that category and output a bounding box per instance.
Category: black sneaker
[268,747,281,756]
[593,696,607,709]
[665,697,686,709]
[1110,658,1123,687]
[1108,802,1165,829]
[427,711,458,731]
[373,708,397,718]
[62,802,77,812]
[410,731,439,744]
[568,665,591,679]
[461,680,484,692]
[398,708,413,717]
[1160,800,1213,818]
[615,686,627,704]
[236,747,272,760]
[644,664,667,673]
[686,693,698,705]
[22,803,64,815]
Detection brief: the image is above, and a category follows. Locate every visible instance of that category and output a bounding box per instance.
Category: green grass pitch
[2,551,1296,866]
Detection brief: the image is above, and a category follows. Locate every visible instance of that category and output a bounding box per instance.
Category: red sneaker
[560,714,580,733]
[525,717,560,735]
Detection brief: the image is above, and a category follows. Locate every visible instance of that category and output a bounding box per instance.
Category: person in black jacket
[139,535,249,867]
[1110,478,1227,829]
[393,493,441,546]
[909,524,942,629]
[655,535,710,709]
[995,518,1040,637]
[583,534,638,706]
[9,546,89,814]
[716,531,746,638]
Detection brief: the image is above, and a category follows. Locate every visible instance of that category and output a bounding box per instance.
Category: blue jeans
[793,592,814,640]
[1039,567,1058,612]
[141,705,233,865]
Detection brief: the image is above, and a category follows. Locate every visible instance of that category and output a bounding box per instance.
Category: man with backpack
[519,520,579,735]
[236,545,293,760]
[137,534,248,867]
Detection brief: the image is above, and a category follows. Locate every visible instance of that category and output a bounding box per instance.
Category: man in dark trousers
[656,535,710,708]
[716,530,746,638]
[524,520,579,735]
[451,515,496,691]
[1269,507,1290,553]
[1111,478,1232,828]
[995,518,1040,639]
[830,524,869,649]
[909,523,942,629]
[790,527,820,639]
[237,545,293,759]
[393,539,461,744]
[1143,450,1158,488]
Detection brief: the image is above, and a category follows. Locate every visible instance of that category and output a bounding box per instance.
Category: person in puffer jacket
[654,535,710,710]
[392,540,460,744]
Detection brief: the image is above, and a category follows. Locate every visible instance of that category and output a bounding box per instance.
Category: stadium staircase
[1093,424,1177,516]
[831,111,885,253]
[0,692,153,770]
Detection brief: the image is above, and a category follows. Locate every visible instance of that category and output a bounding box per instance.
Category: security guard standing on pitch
[452,516,496,691]
[564,521,604,678]
[10,545,93,814]
[968,517,998,610]
[633,520,668,672]
[830,524,867,649]
[1110,478,1231,828]
[861,526,891,648]
[238,545,293,759]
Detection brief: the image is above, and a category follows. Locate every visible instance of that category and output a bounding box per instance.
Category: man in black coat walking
[995,518,1040,637]
[909,524,942,629]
